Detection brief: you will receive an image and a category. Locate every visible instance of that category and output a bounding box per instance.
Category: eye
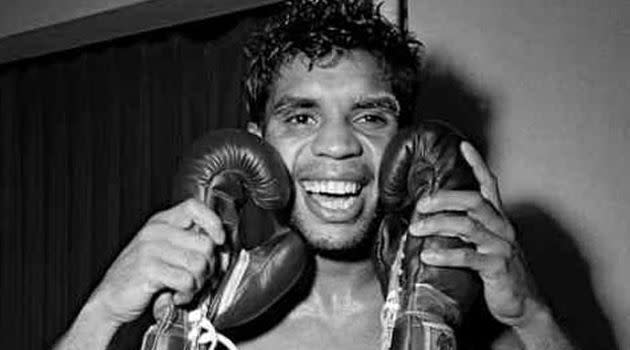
[285,113,317,125]
[354,113,389,127]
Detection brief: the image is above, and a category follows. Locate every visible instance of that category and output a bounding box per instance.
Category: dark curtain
[0,6,275,350]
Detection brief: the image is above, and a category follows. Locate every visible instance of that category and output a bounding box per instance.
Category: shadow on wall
[415,53,494,159]
[416,53,619,349]
[509,203,619,350]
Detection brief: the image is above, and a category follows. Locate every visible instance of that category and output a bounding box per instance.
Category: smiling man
[241,49,398,349]
[240,1,574,348]
[256,50,398,255]
[54,1,575,349]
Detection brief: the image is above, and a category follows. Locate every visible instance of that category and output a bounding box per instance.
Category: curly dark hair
[244,0,424,126]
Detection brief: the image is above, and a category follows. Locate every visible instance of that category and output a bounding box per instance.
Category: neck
[292,254,382,320]
[313,255,376,291]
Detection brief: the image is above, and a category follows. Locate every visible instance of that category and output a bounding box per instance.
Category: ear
[247,122,263,137]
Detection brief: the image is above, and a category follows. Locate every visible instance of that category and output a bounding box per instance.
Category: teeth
[302,180,362,195]
[311,194,357,210]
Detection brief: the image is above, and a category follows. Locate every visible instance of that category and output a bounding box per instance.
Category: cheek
[265,134,308,174]
[361,133,395,171]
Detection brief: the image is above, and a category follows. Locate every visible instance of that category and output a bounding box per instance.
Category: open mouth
[300,180,365,215]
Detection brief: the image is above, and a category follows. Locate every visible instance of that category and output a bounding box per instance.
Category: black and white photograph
[0,0,627,349]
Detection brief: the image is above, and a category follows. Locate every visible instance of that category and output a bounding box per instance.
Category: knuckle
[460,249,474,264]
[147,210,166,224]
[183,197,201,213]
[149,203,181,224]
[137,225,155,241]
[462,218,476,232]
[472,192,485,208]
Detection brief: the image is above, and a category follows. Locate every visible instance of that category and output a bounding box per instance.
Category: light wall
[409,0,629,347]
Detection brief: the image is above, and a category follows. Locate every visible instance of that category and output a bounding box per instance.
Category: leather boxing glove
[376,121,482,350]
[141,129,308,350]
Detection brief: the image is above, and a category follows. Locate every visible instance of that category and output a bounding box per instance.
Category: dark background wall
[0,7,273,349]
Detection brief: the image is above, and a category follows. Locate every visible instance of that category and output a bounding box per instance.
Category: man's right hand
[89,198,225,325]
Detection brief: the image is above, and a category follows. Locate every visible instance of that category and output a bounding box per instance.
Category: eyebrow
[269,94,400,114]
[353,95,400,114]
[271,96,317,112]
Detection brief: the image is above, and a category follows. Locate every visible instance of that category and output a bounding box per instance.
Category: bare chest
[237,307,382,350]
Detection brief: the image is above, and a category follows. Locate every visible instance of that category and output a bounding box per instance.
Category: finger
[154,242,211,291]
[181,199,226,245]
[409,214,512,252]
[152,292,174,321]
[416,190,491,214]
[150,198,225,245]
[414,191,513,241]
[146,262,197,305]
[460,141,503,210]
[421,248,507,278]
[415,190,503,232]
[146,222,216,263]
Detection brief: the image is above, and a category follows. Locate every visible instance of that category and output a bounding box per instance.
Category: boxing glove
[141,129,308,350]
[376,121,482,350]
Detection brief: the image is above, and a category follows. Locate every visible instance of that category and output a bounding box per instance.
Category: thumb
[152,292,174,321]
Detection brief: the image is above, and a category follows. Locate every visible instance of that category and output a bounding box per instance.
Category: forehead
[267,50,392,106]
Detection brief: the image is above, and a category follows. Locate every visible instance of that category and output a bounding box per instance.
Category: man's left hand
[409,141,541,327]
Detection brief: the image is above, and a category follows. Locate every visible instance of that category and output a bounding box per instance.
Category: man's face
[253,50,399,255]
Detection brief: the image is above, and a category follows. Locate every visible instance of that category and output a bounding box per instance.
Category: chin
[290,212,379,262]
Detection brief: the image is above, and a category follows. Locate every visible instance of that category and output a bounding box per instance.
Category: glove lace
[188,305,238,350]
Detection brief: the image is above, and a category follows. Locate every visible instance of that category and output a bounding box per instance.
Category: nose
[310,119,362,159]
